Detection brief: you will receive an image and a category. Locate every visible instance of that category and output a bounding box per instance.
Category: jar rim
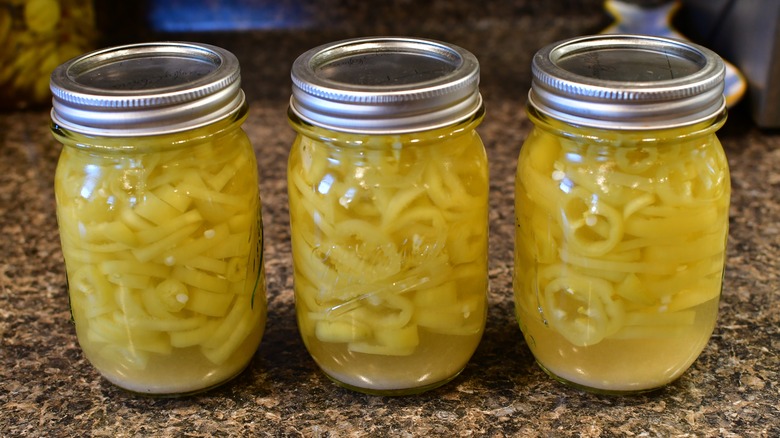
[288,103,485,147]
[526,104,727,143]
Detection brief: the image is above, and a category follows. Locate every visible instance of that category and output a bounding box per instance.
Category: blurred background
[1,0,778,127]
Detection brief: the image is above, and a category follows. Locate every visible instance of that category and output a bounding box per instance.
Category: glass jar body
[287,112,489,395]
[514,108,730,394]
[52,111,267,396]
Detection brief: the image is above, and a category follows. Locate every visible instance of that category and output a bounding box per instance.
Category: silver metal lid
[529,34,726,129]
[50,42,245,137]
[289,36,482,134]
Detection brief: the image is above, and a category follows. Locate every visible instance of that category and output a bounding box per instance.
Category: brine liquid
[303,327,484,392]
[517,298,719,392]
[77,318,264,394]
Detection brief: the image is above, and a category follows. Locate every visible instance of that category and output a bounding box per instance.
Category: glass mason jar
[287,37,489,395]
[514,35,730,394]
[50,42,267,396]
[0,0,97,109]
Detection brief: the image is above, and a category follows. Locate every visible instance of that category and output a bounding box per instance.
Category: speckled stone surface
[2,1,779,436]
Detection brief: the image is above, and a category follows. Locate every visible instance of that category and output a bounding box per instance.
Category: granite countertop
[2,2,779,436]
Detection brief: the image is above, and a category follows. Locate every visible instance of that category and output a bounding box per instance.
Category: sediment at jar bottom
[517,297,719,392]
[304,329,483,393]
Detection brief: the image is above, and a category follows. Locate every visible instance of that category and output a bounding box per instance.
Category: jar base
[100,359,254,398]
[535,361,668,396]
[322,370,462,396]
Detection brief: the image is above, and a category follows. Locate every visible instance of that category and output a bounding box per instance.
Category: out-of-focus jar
[0,0,97,109]
[514,34,730,394]
[50,42,267,396]
[287,37,489,395]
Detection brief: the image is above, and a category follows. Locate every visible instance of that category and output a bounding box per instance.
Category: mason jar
[514,34,730,394]
[0,0,97,109]
[287,37,489,395]
[50,42,267,396]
